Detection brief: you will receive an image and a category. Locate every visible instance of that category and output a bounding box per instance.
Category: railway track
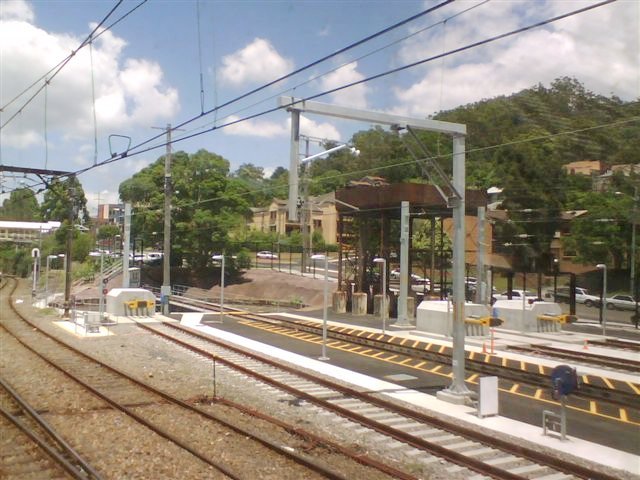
[0,377,102,480]
[135,317,623,480]
[506,344,640,373]
[222,311,639,410]
[587,338,640,352]
[171,294,639,409]
[0,277,404,480]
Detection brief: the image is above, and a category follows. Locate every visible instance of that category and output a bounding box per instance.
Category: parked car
[492,289,538,303]
[389,269,426,282]
[554,286,601,307]
[605,294,637,311]
[256,250,278,259]
[143,252,163,265]
[411,276,431,293]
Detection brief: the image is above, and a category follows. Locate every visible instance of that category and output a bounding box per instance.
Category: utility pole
[162,124,172,315]
[475,206,486,304]
[63,179,77,318]
[631,186,638,297]
[301,137,311,273]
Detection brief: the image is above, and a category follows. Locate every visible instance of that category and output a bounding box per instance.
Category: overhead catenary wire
[109,116,640,225]
[90,0,622,177]
[3,0,627,199]
[125,0,456,154]
[174,0,492,141]
[0,0,147,129]
[116,0,619,164]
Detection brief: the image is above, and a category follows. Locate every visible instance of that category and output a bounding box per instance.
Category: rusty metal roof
[335,183,488,214]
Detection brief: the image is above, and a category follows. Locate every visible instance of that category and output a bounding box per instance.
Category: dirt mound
[206,269,329,309]
[72,268,329,309]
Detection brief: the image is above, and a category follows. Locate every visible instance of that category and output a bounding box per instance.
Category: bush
[235,249,252,270]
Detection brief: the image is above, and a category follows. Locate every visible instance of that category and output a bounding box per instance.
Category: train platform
[43,298,639,475]
[177,310,639,476]
[278,309,640,384]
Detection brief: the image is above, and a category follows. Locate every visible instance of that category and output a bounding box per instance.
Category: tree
[40,176,90,256]
[0,188,40,221]
[564,190,631,269]
[494,130,565,272]
[41,176,89,225]
[119,149,252,270]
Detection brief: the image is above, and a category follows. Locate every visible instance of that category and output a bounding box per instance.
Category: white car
[256,251,278,259]
[554,287,601,307]
[605,294,637,311]
[493,289,538,303]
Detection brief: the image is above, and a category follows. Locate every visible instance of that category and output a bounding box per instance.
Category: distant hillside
[307,76,639,194]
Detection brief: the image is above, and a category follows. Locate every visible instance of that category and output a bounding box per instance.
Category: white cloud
[319,62,369,109]
[219,38,294,87]
[393,0,638,117]
[222,115,289,138]
[299,116,341,141]
[0,15,180,150]
[221,114,340,141]
[0,0,34,22]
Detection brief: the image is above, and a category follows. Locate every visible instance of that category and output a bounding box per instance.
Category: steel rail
[0,376,104,480]
[152,320,620,480]
[236,311,638,409]
[138,321,523,480]
[506,344,640,372]
[588,338,640,352]
[1,278,397,480]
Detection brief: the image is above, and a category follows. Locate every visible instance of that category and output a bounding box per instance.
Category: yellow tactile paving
[242,315,640,426]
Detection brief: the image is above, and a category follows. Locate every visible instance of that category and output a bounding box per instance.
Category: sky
[0,0,638,216]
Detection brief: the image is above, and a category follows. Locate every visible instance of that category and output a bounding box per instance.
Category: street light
[373,257,387,335]
[596,263,607,336]
[553,258,559,300]
[311,254,330,360]
[211,255,225,323]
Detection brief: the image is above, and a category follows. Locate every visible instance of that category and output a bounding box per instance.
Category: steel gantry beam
[278,96,472,403]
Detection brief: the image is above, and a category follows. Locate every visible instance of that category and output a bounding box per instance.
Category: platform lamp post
[311,254,330,360]
[596,263,607,337]
[212,255,225,323]
[373,257,387,335]
[553,258,559,300]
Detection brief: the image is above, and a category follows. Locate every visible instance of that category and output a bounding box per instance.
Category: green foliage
[40,176,89,224]
[235,249,252,270]
[97,224,121,240]
[0,244,32,277]
[73,233,93,261]
[74,260,98,281]
[563,191,631,269]
[119,149,253,269]
[0,188,40,220]
[300,77,638,269]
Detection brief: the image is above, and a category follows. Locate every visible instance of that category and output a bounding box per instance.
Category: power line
[2,0,626,197]
[103,0,620,172]
[173,0,492,141]
[122,0,456,154]
[0,0,147,129]
[111,116,639,224]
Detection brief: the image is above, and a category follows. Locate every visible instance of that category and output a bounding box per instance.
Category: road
[558,301,637,324]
